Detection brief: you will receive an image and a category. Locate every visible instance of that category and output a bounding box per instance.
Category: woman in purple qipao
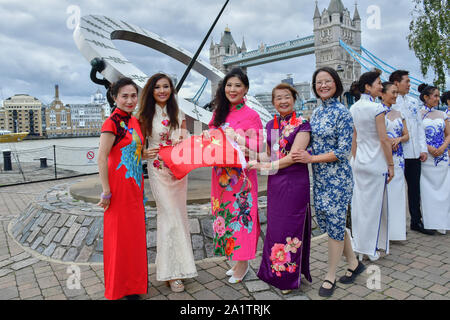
[249,83,312,294]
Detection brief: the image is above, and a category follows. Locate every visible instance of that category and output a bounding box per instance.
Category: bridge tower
[313,0,362,91]
[209,27,247,99]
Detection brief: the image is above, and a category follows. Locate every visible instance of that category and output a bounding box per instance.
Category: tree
[407,0,449,90]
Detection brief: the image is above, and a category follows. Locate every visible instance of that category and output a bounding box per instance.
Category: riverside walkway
[0,174,449,301]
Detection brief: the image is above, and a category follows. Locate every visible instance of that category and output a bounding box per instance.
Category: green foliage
[407,0,450,90]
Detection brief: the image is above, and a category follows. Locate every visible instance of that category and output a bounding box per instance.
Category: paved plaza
[0,176,449,301]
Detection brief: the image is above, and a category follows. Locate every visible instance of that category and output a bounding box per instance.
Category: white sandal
[167,279,184,293]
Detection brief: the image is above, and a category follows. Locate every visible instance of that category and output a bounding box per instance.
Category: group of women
[97,65,449,300]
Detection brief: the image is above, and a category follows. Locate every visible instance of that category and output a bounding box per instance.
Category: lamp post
[336,64,344,103]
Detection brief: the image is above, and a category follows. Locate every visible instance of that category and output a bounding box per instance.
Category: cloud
[0,0,446,107]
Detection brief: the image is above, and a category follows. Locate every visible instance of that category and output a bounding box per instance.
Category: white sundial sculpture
[73,15,272,126]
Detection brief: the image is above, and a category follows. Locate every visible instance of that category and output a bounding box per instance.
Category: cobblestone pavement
[0,177,449,301]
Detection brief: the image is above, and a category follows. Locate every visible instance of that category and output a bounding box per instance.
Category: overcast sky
[0,0,446,106]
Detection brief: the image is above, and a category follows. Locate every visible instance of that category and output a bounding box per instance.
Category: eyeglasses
[315,80,334,87]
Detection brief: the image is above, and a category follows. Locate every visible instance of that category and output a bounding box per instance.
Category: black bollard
[3,150,12,171]
[40,157,48,168]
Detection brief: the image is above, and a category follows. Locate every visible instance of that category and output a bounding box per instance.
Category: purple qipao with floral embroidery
[257,113,312,290]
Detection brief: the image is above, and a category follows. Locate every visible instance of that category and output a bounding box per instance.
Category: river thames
[1,137,100,175]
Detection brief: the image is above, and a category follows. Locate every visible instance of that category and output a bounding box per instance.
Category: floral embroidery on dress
[212,167,254,259]
[386,117,405,170]
[425,123,447,166]
[270,237,302,277]
[272,113,307,159]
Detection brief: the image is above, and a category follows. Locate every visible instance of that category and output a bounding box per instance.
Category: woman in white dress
[381,82,409,241]
[418,84,450,234]
[349,69,394,261]
[138,73,197,292]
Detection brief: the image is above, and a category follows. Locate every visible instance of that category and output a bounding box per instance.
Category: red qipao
[100,108,148,300]
[209,102,263,261]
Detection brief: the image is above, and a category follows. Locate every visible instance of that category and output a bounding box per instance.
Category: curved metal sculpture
[73,15,272,125]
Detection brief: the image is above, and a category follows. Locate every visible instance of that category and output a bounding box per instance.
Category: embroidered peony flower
[270,243,291,265]
[213,216,226,237]
[285,237,302,253]
[166,139,173,146]
[282,125,295,137]
[225,238,236,256]
[161,119,170,127]
[286,264,297,273]
[152,159,161,168]
[279,138,288,148]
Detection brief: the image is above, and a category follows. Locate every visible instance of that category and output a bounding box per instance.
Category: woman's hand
[387,165,394,184]
[391,137,402,151]
[224,127,237,141]
[97,192,111,211]
[143,147,160,160]
[291,150,313,163]
[427,146,440,158]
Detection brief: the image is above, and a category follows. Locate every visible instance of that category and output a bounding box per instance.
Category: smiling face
[273,88,295,116]
[314,71,336,100]
[153,77,172,106]
[424,89,440,108]
[382,84,398,107]
[114,84,138,113]
[225,76,248,106]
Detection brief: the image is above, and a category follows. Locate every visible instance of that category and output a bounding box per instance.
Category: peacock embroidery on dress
[116,121,143,189]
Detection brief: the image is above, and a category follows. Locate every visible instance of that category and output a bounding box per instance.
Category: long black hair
[212,67,249,128]
[137,73,179,137]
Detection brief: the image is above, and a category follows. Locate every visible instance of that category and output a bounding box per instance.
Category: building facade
[313,0,362,91]
[209,27,247,95]
[45,85,72,137]
[69,103,104,136]
[1,94,44,136]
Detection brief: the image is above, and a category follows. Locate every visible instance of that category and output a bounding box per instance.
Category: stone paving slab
[0,176,449,303]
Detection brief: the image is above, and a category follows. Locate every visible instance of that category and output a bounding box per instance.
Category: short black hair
[311,67,343,99]
[389,70,409,83]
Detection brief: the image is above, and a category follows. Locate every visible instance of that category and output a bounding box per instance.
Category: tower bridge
[210,0,362,93]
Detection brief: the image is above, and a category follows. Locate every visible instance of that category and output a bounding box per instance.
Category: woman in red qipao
[97,78,148,300]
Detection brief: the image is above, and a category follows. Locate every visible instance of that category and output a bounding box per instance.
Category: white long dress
[384,107,407,241]
[350,94,389,256]
[420,108,450,230]
[147,104,198,281]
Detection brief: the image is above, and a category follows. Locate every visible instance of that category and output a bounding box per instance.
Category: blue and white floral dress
[420,107,450,230]
[310,98,354,241]
[384,106,407,240]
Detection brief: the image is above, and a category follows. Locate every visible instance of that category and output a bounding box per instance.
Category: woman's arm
[254,131,310,170]
[375,113,394,183]
[351,128,357,159]
[400,119,410,143]
[435,120,450,156]
[97,132,115,210]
